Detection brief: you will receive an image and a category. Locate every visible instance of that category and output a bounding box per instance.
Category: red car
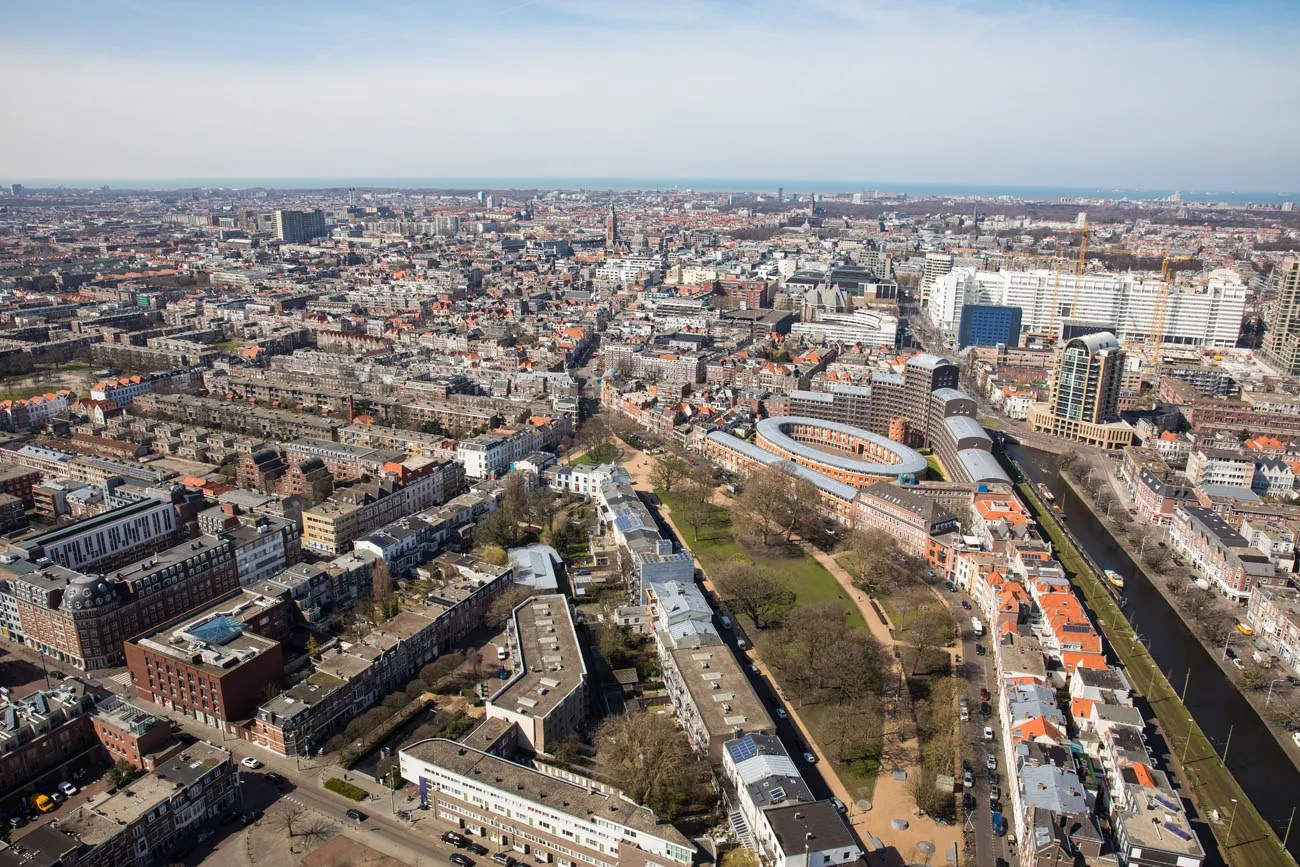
[979,687,990,702]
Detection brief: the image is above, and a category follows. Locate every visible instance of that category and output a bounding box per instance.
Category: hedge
[324,777,368,801]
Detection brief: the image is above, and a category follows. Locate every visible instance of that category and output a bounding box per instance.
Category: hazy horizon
[4,1,1299,189]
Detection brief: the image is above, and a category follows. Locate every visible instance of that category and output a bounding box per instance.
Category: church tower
[605,202,619,248]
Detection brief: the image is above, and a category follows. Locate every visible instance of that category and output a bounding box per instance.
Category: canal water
[1005,442,1300,861]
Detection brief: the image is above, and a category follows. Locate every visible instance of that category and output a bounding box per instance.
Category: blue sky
[3,0,1298,188]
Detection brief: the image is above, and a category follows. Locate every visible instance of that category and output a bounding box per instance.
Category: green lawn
[0,384,68,400]
[214,339,246,353]
[925,453,947,481]
[1015,477,1290,867]
[573,443,619,465]
[658,490,865,629]
[656,489,875,795]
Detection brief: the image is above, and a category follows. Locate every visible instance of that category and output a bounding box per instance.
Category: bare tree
[651,455,690,493]
[502,471,530,523]
[712,562,795,629]
[898,607,953,676]
[371,559,395,622]
[844,529,926,595]
[299,817,336,849]
[596,710,695,820]
[676,478,718,541]
[271,803,306,838]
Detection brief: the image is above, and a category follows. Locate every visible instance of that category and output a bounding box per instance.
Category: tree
[271,803,306,838]
[767,602,884,705]
[576,415,613,453]
[474,543,509,566]
[107,759,140,790]
[305,634,319,659]
[712,561,795,629]
[736,465,802,547]
[1271,697,1300,730]
[677,479,718,541]
[652,455,689,493]
[474,508,524,549]
[526,488,557,531]
[844,529,926,595]
[597,621,634,668]
[502,471,530,523]
[720,849,762,867]
[421,653,466,691]
[596,710,696,819]
[823,699,884,767]
[299,817,336,848]
[906,771,944,817]
[371,559,396,622]
[486,586,534,629]
[899,607,953,675]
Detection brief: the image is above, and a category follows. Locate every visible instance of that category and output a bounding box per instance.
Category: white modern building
[399,739,696,867]
[927,267,1247,348]
[789,308,898,346]
[457,428,544,479]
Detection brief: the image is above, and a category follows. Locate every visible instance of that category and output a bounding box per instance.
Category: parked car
[450,855,474,867]
[975,643,986,656]
[986,754,997,770]
[491,853,517,867]
[980,701,991,717]
[29,794,54,814]
[774,707,788,720]
[979,687,990,701]
[467,843,489,856]
[240,757,263,769]
[962,792,975,811]
[443,832,468,847]
[990,785,1001,802]
[58,781,78,797]
[802,751,818,764]
[963,771,974,789]
[749,663,760,675]
[960,600,971,610]
[830,798,847,814]
[983,726,994,741]
[944,581,956,593]
[345,809,367,823]
[1232,657,1245,670]
[50,791,65,804]
[8,815,26,829]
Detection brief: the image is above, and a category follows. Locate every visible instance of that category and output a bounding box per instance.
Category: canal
[1006,442,1300,860]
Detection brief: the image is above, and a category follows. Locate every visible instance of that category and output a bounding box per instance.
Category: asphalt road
[939,584,1010,867]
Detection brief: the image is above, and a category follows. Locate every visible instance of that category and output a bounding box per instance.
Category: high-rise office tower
[1261,258,1300,375]
[1028,331,1133,449]
[273,209,327,243]
[919,253,954,308]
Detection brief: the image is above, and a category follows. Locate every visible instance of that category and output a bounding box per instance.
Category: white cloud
[1,0,1296,187]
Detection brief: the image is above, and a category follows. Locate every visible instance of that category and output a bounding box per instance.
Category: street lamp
[1267,677,1288,707]
[1225,798,1239,848]
[1221,632,1232,661]
[1181,718,1195,764]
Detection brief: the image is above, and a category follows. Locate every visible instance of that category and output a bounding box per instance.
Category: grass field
[656,490,874,795]
[573,443,619,465]
[925,453,947,481]
[1015,479,1291,867]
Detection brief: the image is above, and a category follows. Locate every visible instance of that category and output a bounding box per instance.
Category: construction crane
[1067,218,1090,321]
[1149,251,1198,375]
[1043,246,1070,346]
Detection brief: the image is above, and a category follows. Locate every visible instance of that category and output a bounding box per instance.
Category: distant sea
[18,176,1297,205]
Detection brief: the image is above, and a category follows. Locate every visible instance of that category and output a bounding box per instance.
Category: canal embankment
[1001,448,1295,867]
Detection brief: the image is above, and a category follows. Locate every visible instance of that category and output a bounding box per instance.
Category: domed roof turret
[62,574,118,612]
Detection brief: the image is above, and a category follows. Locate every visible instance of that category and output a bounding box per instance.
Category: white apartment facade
[928,267,1247,348]
[457,428,544,479]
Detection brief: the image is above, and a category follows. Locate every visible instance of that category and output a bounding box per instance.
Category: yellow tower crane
[1149,252,1198,374]
[1067,218,1090,321]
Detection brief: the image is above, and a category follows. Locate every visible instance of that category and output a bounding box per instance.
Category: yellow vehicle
[30,793,55,813]
[1236,621,1255,636]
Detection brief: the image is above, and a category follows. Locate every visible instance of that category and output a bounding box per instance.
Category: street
[937,584,1010,867]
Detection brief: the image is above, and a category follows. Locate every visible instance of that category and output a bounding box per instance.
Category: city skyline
[4,0,1299,188]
